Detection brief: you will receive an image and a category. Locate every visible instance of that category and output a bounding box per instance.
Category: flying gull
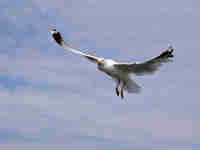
[50,29,174,99]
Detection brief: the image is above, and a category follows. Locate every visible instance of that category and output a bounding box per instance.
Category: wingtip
[50,29,64,45]
[168,45,174,52]
[167,45,174,57]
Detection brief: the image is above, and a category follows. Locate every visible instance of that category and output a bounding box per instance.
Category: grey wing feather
[114,46,174,76]
[51,30,102,63]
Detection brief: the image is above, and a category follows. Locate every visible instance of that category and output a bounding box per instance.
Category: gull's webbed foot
[121,90,124,99]
[120,81,126,99]
[115,88,119,96]
[115,79,120,96]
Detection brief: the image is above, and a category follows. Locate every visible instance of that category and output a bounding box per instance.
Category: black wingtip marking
[157,47,174,59]
[168,47,174,57]
[52,31,63,45]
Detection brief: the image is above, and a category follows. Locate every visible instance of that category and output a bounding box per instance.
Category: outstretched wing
[114,46,174,76]
[50,29,102,63]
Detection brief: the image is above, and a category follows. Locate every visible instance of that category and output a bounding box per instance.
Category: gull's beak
[96,60,101,65]
[96,59,104,65]
[97,59,104,65]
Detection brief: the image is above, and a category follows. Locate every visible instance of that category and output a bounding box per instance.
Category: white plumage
[50,29,174,99]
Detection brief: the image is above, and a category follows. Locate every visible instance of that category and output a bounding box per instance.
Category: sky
[0,0,200,149]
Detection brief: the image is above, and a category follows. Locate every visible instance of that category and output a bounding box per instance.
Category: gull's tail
[124,78,141,93]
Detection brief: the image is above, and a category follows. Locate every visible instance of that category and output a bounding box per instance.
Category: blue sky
[0,0,200,149]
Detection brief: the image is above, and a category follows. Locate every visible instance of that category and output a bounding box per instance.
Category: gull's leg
[120,81,126,99]
[115,79,120,96]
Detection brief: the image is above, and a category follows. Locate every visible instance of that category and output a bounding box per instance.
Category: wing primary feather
[114,46,174,75]
[51,29,101,63]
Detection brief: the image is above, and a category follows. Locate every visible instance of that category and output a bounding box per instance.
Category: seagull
[50,29,174,99]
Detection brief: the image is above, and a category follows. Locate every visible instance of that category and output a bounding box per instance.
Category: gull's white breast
[98,59,129,80]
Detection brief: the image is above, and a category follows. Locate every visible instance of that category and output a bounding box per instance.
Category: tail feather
[124,78,141,93]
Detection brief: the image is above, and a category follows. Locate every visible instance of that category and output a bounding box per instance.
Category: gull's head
[96,58,105,66]
[97,59,116,71]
